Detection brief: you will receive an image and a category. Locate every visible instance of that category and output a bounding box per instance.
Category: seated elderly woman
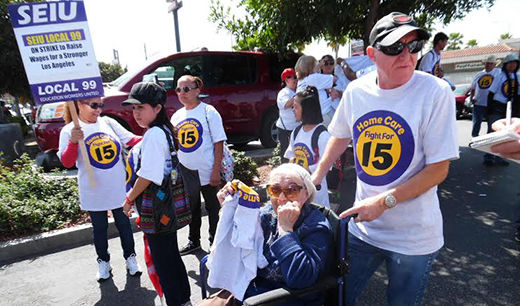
[209,163,334,305]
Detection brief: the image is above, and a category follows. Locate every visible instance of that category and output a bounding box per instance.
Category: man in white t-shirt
[469,55,500,164]
[418,32,448,77]
[470,55,500,138]
[312,12,459,305]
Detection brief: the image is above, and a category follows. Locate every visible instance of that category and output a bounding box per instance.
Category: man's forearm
[313,136,351,183]
[391,160,450,205]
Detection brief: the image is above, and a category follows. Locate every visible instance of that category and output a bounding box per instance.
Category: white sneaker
[96,259,112,282]
[125,253,142,276]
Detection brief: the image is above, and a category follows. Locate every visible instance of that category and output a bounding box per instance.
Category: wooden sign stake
[67,101,96,187]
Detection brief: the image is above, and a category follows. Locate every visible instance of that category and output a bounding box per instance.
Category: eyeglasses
[375,39,424,56]
[266,184,304,200]
[175,86,198,93]
[80,101,104,109]
[323,60,334,66]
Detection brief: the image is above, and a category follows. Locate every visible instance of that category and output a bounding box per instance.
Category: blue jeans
[146,232,191,305]
[88,208,135,262]
[472,105,492,137]
[346,233,439,306]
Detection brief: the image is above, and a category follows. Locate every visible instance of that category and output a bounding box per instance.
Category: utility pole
[167,0,182,52]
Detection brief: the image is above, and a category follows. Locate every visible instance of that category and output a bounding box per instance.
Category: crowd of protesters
[56,11,520,306]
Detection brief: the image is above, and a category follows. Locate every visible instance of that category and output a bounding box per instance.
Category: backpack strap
[311,125,327,164]
[292,124,303,142]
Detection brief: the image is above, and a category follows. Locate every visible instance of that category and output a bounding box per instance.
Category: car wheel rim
[271,121,278,142]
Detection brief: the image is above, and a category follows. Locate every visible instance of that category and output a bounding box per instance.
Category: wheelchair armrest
[243,277,337,306]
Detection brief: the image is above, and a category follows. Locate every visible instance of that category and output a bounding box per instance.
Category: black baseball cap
[369,12,430,46]
[122,82,167,106]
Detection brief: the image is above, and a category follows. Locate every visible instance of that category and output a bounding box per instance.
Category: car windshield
[109,67,140,88]
[454,84,470,95]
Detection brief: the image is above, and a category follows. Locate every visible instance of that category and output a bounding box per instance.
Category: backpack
[132,126,191,234]
[292,124,327,165]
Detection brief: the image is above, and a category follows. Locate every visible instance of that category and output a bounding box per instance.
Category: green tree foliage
[98,62,126,83]
[447,32,464,50]
[0,0,43,100]
[500,33,512,40]
[0,154,81,238]
[209,0,495,55]
[466,39,478,48]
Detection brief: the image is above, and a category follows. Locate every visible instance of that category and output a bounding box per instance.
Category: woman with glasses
[295,55,336,127]
[170,75,226,255]
[320,54,346,114]
[209,163,333,305]
[285,86,331,208]
[57,98,142,282]
[276,68,299,162]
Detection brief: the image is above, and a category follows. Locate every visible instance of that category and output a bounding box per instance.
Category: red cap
[281,68,296,82]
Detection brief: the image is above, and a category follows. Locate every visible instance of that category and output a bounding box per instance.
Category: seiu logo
[17,2,77,25]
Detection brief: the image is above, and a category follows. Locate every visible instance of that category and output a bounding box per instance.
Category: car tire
[260,111,278,148]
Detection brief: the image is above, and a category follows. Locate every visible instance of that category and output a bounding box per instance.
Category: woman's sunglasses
[175,86,198,93]
[266,184,304,200]
[80,101,104,109]
[323,60,334,66]
[375,39,424,56]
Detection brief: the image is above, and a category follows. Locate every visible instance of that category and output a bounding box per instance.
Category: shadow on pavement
[344,147,520,305]
[94,274,157,306]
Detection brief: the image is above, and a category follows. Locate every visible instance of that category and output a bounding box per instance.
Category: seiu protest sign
[8,0,103,105]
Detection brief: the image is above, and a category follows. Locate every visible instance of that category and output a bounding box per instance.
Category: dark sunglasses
[80,101,104,109]
[323,60,334,66]
[266,184,304,200]
[375,39,424,56]
[175,86,198,93]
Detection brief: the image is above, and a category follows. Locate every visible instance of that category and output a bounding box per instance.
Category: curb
[0,215,139,266]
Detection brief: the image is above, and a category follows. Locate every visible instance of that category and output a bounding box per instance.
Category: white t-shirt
[276,87,298,130]
[170,102,227,185]
[284,125,331,208]
[329,70,459,255]
[131,126,175,186]
[57,117,134,211]
[418,50,441,77]
[489,70,520,103]
[471,68,501,106]
[297,73,334,115]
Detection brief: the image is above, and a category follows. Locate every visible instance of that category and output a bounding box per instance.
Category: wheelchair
[199,203,354,306]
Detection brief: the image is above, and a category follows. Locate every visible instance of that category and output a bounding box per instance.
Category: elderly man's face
[268,173,309,211]
[484,62,496,72]
[367,31,419,89]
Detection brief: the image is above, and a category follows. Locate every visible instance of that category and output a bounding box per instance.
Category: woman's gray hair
[268,163,317,203]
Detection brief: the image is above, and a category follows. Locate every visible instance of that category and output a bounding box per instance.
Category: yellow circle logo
[478,74,494,89]
[502,80,517,97]
[355,125,401,176]
[291,143,312,170]
[85,132,120,169]
[433,62,441,77]
[177,119,203,153]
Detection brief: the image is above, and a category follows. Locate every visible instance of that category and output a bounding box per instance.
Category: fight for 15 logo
[502,79,517,97]
[353,111,414,186]
[177,118,203,153]
[85,132,120,169]
[478,74,494,89]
